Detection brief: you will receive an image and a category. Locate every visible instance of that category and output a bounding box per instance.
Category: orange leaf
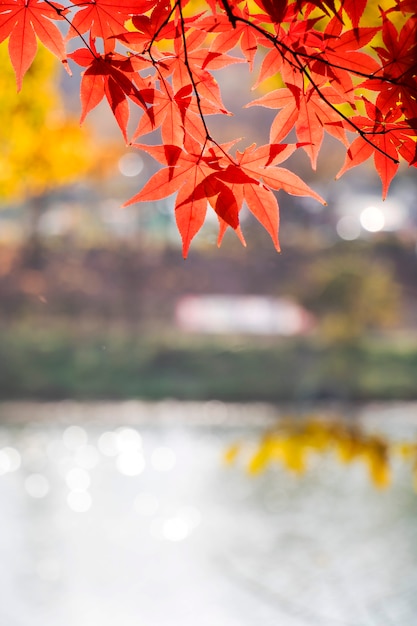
[0,0,67,90]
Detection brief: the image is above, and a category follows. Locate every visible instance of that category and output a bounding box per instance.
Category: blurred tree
[301,254,400,341]
[0,43,119,263]
[0,43,96,200]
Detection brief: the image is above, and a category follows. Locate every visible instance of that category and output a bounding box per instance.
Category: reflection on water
[0,402,417,626]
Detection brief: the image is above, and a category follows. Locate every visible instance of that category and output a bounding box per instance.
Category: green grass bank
[1,323,416,403]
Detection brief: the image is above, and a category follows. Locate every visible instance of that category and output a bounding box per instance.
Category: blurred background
[1,40,417,626]
[0,46,416,403]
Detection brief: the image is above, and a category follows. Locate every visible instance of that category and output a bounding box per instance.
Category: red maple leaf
[125,139,324,256]
[336,98,416,198]
[69,43,149,141]
[309,18,380,92]
[116,3,204,53]
[387,0,417,12]
[372,14,417,81]
[132,79,226,146]
[341,0,368,28]
[111,0,172,52]
[295,0,338,18]
[157,29,241,111]
[252,16,323,89]
[248,84,349,169]
[123,139,248,256]
[4,0,417,255]
[361,15,417,120]
[67,0,158,47]
[197,5,270,69]
[252,0,291,24]
[0,0,67,90]
[236,142,325,248]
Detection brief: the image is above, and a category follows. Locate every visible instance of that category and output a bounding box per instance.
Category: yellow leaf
[367,449,391,489]
[223,443,240,465]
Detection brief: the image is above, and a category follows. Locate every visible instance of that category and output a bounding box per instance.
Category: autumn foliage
[225,415,417,491]
[1,0,416,255]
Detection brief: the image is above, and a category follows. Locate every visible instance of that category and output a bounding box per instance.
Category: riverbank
[1,323,417,402]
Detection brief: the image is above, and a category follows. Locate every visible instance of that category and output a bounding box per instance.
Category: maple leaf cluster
[1,0,416,256]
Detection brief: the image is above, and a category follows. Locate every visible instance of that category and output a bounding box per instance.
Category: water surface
[0,401,416,626]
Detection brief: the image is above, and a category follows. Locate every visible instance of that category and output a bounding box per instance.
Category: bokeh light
[360,205,385,232]
[0,447,21,474]
[118,153,144,177]
[97,431,119,457]
[116,451,145,476]
[115,427,142,453]
[62,426,88,451]
[24,473,50,498]
[336,215,361,240]
[162,516,190,542]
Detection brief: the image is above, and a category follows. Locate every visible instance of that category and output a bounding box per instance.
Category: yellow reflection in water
[225,416,417,491]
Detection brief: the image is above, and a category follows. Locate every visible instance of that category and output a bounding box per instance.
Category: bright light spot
[74,444,99,469]
[118,153,144,177]
[66,467,91,491]
[116,451,145,476]
[97,431,119,457]
[0,447,21,474]
[152,506,200,541]
[134,493,159,516]
[67,490,92,513]
[36,557,61,582]
[5,447,21,471]
[0,451,11,475]
[382,200,408,230]
[336,215,361,240]
[151,447,176,472]
[116,428,142,453]
[62,426,88,451]
[162,517,190,542]
[25,473,50,498]
[360,206,385,232]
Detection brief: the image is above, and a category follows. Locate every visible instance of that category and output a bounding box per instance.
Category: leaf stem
[219,0,237,28]
[43,0,97,56]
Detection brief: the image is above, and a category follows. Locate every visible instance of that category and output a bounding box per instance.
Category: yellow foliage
[365,444,391,489]
[226,415,417,492]
[224,442,241,465]
[337,431,363,464]
[0,44,98,201]
[248,448,270,474]
[396,442,417,460]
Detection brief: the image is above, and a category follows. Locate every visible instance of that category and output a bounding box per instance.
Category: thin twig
[217,0,402,164]
[43,0,96,56]
[177,0,236,164]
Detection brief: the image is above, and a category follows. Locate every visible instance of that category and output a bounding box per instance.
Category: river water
[0,401,416,626]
